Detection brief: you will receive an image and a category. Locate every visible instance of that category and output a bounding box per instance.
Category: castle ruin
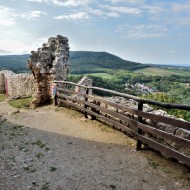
[0,35,70,107]
[28,35,70,106]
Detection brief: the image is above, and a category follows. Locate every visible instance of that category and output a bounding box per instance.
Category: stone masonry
[0,70,37,99]
[28,35,70,107]
[75,76,92,95]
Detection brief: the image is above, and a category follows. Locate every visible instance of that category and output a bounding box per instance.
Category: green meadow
[71,72,114,79]
[135,67,190,77]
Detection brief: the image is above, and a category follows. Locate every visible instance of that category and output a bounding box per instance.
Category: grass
[0,94,6,102]
[12,125,23,130]
[99,125,112,132]
[85,73,114,79]
[71,72,114,79]
[147,157,160,169]
[45,147,50,151]
[135,67,190,76]
[32,139,46,148]
[40,183,49,190]
[50,166,57,172]
[36,152,44,158]
[9,97,32,109]
[109,184,116,189]
[23,165,30,171]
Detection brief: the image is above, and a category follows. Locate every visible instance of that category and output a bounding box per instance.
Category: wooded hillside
[0,51,147,73]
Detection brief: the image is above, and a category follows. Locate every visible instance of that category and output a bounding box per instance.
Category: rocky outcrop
[28,35,70,106]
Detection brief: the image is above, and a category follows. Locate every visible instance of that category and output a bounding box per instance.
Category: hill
[0,51,147,73]
[69,51,147,73]
[0,54,29,73]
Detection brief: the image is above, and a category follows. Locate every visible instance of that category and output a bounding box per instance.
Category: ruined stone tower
[28,35,69,106]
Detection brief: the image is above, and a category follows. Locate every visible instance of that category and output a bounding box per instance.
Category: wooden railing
[53,80,190,167]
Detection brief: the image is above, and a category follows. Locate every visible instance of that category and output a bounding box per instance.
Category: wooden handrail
[53,80,190,110]
[55,82,190,166]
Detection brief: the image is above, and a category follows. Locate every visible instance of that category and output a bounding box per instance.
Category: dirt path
[0,101,190,190]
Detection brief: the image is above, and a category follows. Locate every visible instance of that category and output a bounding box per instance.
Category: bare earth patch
[0,101,190,190]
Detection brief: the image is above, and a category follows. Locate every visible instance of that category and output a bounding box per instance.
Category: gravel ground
[0,101,190,190]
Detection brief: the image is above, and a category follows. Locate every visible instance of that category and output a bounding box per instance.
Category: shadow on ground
[0,115,190,190]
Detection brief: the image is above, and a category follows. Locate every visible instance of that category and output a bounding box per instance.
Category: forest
[0,51,148,73]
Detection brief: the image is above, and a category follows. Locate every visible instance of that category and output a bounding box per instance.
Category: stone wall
[75,76,92,95]
[0,70,37,99]
[0,72,5,94]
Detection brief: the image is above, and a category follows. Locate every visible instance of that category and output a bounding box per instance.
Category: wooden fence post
[84,88,89,118]
[54,85,58,106]
[136,101,143,150]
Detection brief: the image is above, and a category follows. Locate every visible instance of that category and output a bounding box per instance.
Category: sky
[0,0,190,66]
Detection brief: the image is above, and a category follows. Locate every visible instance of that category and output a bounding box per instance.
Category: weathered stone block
[155,122,177,134]
[175,128,190,140]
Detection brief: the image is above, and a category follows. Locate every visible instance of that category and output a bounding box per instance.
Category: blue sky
[0,0,190,66]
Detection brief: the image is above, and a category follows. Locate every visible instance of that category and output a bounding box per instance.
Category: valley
[0,51,190,121]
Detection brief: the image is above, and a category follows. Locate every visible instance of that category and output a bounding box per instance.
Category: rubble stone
[175,128,190,139]
[155,122,177,134]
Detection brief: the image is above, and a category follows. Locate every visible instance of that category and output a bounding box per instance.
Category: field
[135,67,190,76]
[71,72,114,79]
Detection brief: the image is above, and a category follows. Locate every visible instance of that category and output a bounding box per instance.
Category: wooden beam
[54,80,190,110]
[57,88,190,131]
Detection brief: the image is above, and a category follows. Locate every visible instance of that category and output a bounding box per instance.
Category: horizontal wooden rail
[57,88,190,131]
[54,80,190,110]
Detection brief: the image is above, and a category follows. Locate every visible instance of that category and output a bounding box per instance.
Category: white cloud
[54,12,90,20]
[173,17,190,26]
[103,5,141,15]
[97,38,103,42]
[26,0,92,7]
[108,0,144,4]
[123,32,165,39]
[172,2,190,12]
[87,8,104,16]
[0,6,16,26]
[0,40,38,54]
[105,12,120,17]
[115,24,167,39]
[85,7,120,18]
[142,5,164,14]
[21,11,47,20]
[0,49,13,55]
[170,50,176,54]
[27,0,48,2]
[51,0,91,7]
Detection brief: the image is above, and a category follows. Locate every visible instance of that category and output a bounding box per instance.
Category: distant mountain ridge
[69,51,147,72]
[0,54,29,73]
[0,51,147,73]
